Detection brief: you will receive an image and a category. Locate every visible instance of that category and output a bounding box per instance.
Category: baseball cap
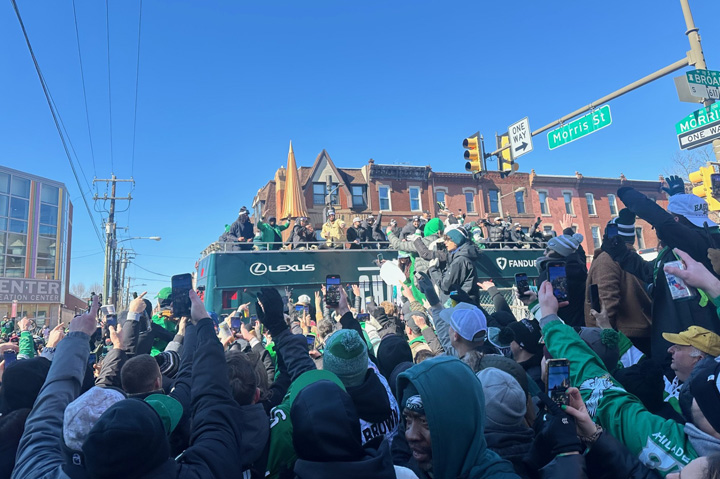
[353,217,361,223]
[448,305,487,342]
[663,326,720,356]
[144,394,183,435]
[667,194,717,228]
[155,287,172,300]
[690,361,720,435]
[500,318,543,356]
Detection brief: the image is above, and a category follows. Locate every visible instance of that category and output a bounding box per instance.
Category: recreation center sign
[0,278,62,303]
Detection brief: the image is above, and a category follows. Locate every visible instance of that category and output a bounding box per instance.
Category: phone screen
[547,359,570,406]
[106,316,118,327]
[171,273,193,318]
[356,313,370,322]
[325,275,341,306]
[306,334,316,351]
[606,223,619,239]
[548,264,568,302]
[377,253,384,262]
[295,304,306,312]
[3,350,17,367]
[590,284,601,312]
[231,317,242,330]
[515,273,529,295]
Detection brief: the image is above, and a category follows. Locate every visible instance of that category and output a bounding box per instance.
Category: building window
[409,186,421,211]
[10,176,30,199]
[464,191,475,213]
[636,227,645,249]
[563,192,574,215]
[489,190,499,214]
[591,226,601,248]
[378,185,391,211]
[435,189,446,207]
[351,186,366,208]
[41,184,59,205]
[538,191,549,215]
[313,183,339,206]
[515,191,526,214]
[608,194,618,216]
[586,193,596,216]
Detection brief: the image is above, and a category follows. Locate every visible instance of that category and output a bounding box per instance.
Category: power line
[9,0,104,250]
[131,262,172,277]
[130,0,143,178]
[105,0,114,173]
[71,0,97,178]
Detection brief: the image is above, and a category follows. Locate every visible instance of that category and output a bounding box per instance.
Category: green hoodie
[397,356,518,479]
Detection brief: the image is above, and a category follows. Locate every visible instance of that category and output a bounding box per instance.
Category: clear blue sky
[1,1,718,295]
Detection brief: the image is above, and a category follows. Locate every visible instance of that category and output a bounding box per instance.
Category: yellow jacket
[321,220,344,246]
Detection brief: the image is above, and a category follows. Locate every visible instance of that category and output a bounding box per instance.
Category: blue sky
[1,1,718,295]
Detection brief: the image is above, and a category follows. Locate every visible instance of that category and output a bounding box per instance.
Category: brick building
[252,151,667,257]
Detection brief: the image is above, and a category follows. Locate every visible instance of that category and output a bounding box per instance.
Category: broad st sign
[0,278,62,303]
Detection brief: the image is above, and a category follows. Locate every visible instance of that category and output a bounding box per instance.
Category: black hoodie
[439,241,480,304]
[291,380,397,479]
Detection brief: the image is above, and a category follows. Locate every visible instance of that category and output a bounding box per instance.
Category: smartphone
[712,173,720,197]
[606,223,619,239]
[306,334,316,351]
[294,304,308,313]
[106,316,118,328]
[3,350,17,367]
[171,273,193,318]
[548,262,568,302]
[325,275,341,307]
[664,261,695,300]
[546,358,570,406]
[377,253,384,262]
[230,317,242,330]
[590,284,601,312]
[218,322,233,342]
[88,353,97,367]
[514,273,529,295]
[356,313,370,323]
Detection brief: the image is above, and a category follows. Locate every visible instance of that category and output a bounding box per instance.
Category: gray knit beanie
[476,368,527,429]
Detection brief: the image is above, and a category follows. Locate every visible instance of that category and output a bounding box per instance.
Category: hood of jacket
[238,403,270,466]
[423,218,444,237]
[346,369,392,423]
[376,334,413,381]
[397,356,517,479]
[294,436,397,479]
[451,241,479,262]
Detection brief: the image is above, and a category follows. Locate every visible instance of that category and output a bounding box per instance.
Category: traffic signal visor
[464,137,481,172]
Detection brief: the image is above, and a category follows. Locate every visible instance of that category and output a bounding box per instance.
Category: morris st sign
[0,278,62,303]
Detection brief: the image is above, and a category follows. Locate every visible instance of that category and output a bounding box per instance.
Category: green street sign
[675,102,720,135]
[547,105,612,150]
[686,69,720,99]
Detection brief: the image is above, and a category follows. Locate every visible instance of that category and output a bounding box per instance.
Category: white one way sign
[508,117,533,160]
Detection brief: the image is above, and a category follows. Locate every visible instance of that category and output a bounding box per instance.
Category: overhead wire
[105,0,114,174]
[9,0,104,251]
[130,262,172,278]
[130,0,143,179]
[71,0,98,179]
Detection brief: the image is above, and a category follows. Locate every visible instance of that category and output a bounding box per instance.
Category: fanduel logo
[249,262,315,276]
[496,258,507,270]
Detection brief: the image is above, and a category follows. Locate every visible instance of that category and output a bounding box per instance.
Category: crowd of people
[4,176,720,478]
[216,204,552,251]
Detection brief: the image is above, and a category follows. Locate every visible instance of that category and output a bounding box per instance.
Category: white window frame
[462,188,476,213]
[608,193,618,216]
[515,190,526,214]
[409,186,422,212]
[537,190,550,216]
[586,193,597,216]
[488,189,500,214]
[562,191,575,215]
[591,226,602,248]
[434,187,448,207]
[377,184,392,212]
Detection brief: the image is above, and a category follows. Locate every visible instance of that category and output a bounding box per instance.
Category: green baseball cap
[286,369,345,406]
[144,394,183,434]
[156,287,172,300]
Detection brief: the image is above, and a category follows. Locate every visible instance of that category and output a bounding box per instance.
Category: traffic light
[464,136,482,173]
[688,164,720,211]
[498,134,519,178]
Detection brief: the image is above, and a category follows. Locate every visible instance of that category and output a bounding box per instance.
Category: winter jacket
[541,315,702,477]
[396,357,519,479]
[150,310,179,356]
[363,214,387,243]
[612,187,720,357]
[321,220,344,247]
[257,220,290,250]
[484,426,534,479]
[439,241,480,304]
[481,220,506,244]
[347,224,367,248]
[584,248,652,339]
[537,250,588,328]
[400,222,421,240]
[12,331,90,479]
[387,228,442,275]
[228,216,255,250]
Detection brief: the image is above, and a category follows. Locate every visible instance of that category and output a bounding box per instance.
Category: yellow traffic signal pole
[486,0,718,163]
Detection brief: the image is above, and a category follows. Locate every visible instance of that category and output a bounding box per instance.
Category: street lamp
[118,236,161,243]
[498,187,526,219]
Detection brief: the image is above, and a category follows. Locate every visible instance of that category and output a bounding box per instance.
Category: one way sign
[508,117,533,160]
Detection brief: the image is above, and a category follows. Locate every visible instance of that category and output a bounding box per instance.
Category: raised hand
[70,295,100,337]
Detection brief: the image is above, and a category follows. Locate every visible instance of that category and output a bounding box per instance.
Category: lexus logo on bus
[250,262,316,276]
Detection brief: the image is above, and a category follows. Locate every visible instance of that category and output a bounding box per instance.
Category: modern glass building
[0,166,72,325]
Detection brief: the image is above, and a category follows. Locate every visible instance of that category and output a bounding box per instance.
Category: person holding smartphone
[584,209,652,355]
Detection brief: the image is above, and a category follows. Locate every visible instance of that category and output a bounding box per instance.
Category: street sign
[547,105,612,150]
[675,103,720,149]
[508,117,533,159]
[686,69,720,100]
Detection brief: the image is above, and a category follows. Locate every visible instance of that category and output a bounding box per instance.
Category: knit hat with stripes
[547,233,584,257]
[608,208,636,244]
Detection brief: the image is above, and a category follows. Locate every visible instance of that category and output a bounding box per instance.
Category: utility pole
[94,175,134,308]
